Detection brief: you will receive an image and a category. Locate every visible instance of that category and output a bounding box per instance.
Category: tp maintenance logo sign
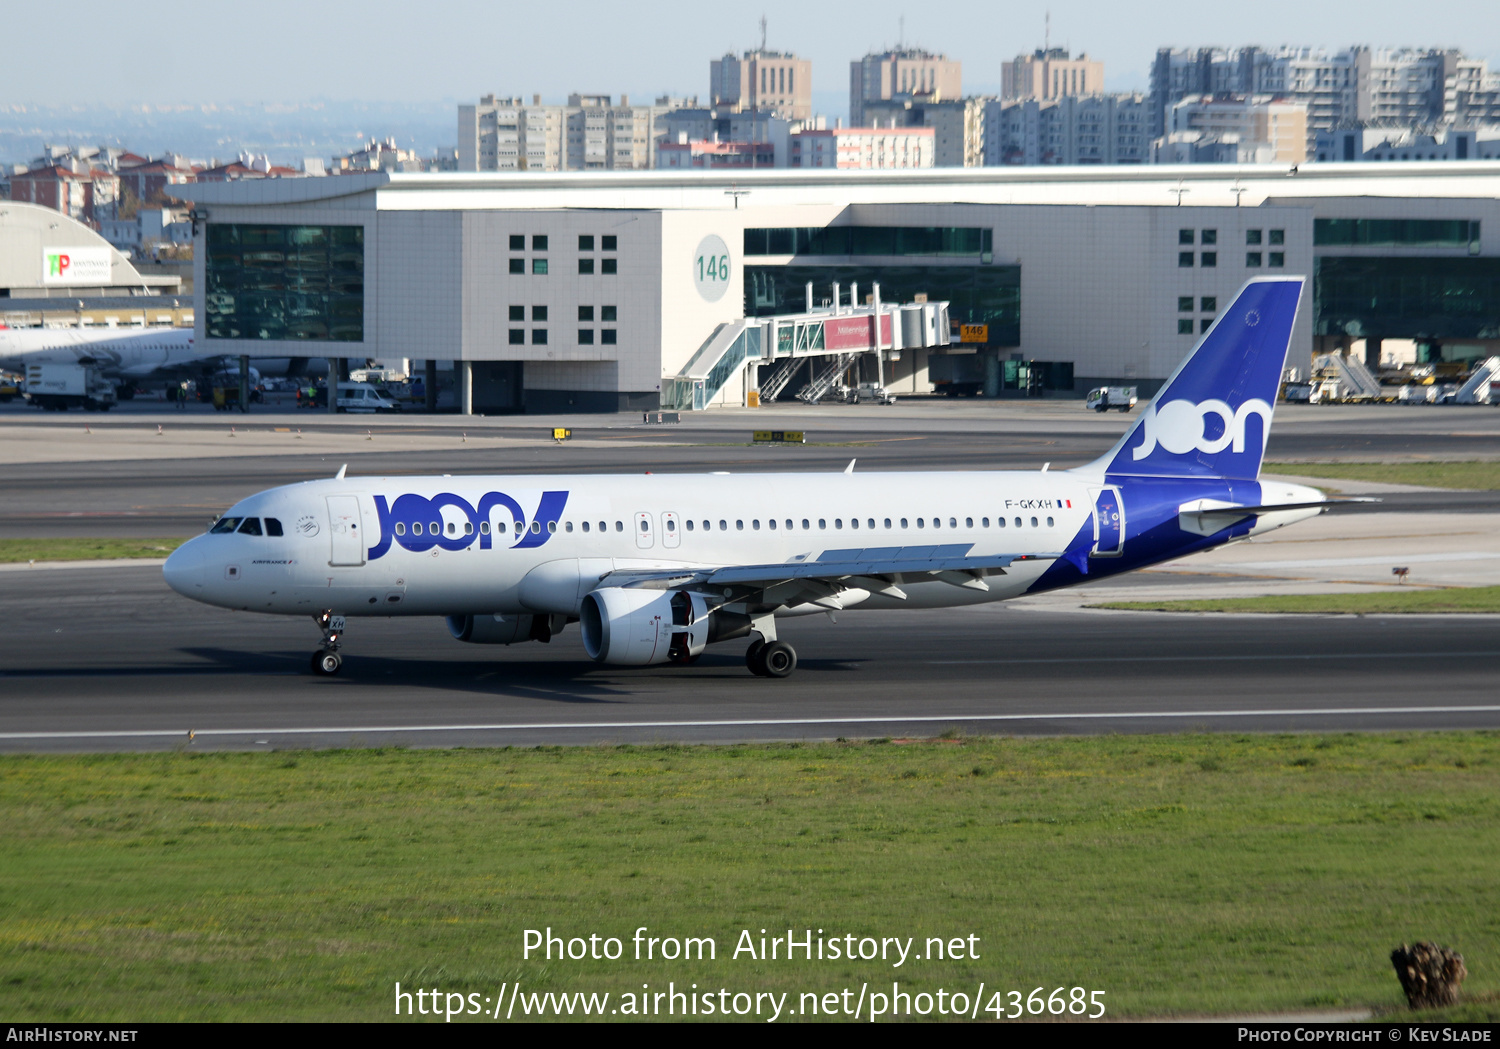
[42,247,112,285]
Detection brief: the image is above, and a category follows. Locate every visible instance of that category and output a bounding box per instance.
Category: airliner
[164,276,1335,678]
[0,324,202,381]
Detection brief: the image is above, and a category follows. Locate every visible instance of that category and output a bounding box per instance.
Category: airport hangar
[174,163,1500,413]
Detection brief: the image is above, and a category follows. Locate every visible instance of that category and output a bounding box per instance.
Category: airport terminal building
[176,164,1500,412]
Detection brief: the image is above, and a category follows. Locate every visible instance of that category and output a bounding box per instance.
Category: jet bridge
[661,283,950,411]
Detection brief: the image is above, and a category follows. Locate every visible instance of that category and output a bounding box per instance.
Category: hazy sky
[8,0,1499,105]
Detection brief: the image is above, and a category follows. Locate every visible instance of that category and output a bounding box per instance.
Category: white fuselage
[0,326,198,378]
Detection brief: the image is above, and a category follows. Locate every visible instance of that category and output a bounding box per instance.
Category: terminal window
[1178,296,1193,311]
[578,305,594,321]
[1201,252,1217,267]
[602,258,617,274]
[1269,252,1284,267]
[1201,318,1213,333]
[1201,230,1217,245]
[602,235,617,251]
[532,235,548,251]
[579,235,595,251]
[509,329,524,345]
[1178,318,1195,334]
[532,306,548,321]
[1312,219,1480,248]
[532,329,548,345]
[1179,252,1194,268]
[509,235,525,250]
[602,329,617,344]
[205,223,363,342]
[1247,252,1263,267]
[743,226,992,259]
[1246,230,1263,245]
[602,305,617,321]
[509,305,525,321]
[1201,296,1216,312]
[578,328,595,345]
[532,259,548,275]
[1269,229,1285,245]
[579,259,595,274]
[509,259,525,274]
[1178,229,1194,245]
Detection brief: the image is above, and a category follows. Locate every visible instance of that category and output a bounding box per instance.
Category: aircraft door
[327,495,366,566]
[634,512,655,549]
[1090,486,1124,557]
[661,512,681,549]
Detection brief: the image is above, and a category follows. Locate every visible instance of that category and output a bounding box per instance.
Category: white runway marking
[3,705,1499,741]
[1230,551,1500,570]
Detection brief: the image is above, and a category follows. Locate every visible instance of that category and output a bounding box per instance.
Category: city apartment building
[1001,49,1105,101]
[790,127,934,169]
[984,94,1150,165]
[850,49,962,128]
[459,94,680,172]
[710,49,812,120]
[1166,94,1308,164]
[1315,126,1500,162]
[1150,46,1500,146]
[862,97,986,167]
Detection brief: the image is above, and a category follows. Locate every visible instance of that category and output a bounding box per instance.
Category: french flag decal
[1064,499,1072,508]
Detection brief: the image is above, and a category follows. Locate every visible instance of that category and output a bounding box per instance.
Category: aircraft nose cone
[162,540,206,597]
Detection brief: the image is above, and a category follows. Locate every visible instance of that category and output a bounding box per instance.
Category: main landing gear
[310,611,345,676]
[745,616,797,678]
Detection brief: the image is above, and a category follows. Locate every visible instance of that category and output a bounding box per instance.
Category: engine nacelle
[580,587,718,665]
[446,613,534,644]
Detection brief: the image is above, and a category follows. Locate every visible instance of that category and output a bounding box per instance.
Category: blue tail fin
[1092,276,1304,481]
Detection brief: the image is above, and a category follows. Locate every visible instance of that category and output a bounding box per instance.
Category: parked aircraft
[0,324,201,382]
[164,277,1338,678]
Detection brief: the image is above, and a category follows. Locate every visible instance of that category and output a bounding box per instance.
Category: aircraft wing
[598,544,1062,606]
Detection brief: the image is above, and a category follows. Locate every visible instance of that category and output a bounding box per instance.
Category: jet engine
[581,587,747,665]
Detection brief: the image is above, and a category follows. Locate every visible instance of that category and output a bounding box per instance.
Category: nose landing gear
[310,611,346,676]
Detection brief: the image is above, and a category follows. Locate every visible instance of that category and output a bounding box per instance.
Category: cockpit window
[237,518,263,536]
[210,517,241,534]
[264,518,284,536]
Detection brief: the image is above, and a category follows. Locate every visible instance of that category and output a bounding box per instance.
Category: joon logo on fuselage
[366,490,569,560]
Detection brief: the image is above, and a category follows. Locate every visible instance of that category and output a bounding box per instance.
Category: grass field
[0,538,185,563]
[1091,586,1500,615]
[1264,461,1500,489]
[3,734,1498,1022]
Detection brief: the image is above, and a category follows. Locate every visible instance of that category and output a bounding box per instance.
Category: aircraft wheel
[760,641,797,678]
[311,650,342,675]
[746,639,768,676]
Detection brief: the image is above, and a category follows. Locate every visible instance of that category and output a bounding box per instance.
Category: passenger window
[1047,516,1054,527]
[736,520,744,530]
[835,519,843,529]
[767,519,776,530]
[396,522,407,536]
[236,518,262,536]
[640,519,649,532]
[265,518,284,536]
[548,521,557,533]
[932,518,941,529]
[530,521,540,534]
[997,517,1006,528]
[1030,517,1038,528]
[900,518,908,528]
[431,520,440,535]
[447,522,456,535]
[802,519,810,530]
[665,519,675,532]
[685,520,694,531]
[566,521,574,532]
[867,519,875,529]
[480,522,490,534]
[849,518,857,529]
[950,517,957,528]
[600,521,607,532]
[753,520,761,530]
[917,518,925,528]
[411,522,423,536]
[720,520,727,530]
[965,517,973,528]
[615,521,623,532]
[818,519,826,529]
[785,519,793,530]
[884,518,891,528]
[1014,517,1022,527]
[582,521,589,532]
[464,522,473,535]
[982,517,990,527]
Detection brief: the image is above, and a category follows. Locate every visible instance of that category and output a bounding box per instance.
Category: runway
[1,562,1497,751]
[1,403,1497,751]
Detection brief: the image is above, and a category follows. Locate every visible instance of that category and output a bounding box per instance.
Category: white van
[336,382,402,413]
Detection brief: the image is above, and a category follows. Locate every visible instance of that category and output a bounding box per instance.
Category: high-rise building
[862,97,986,167]
[1002,49,1105,101]
[711,50,812,120]
[1150,46,1500,147]
[849,49,962,129]
[1165,94,1307,164]
[459,94,682,172]
[984,95,1150,166]
[790,126,935,169]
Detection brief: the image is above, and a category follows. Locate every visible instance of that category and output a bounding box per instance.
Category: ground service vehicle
[336,382,403,413]
[1086,387,1138,412]
[24,363,117,411]
[166,278,1342,680]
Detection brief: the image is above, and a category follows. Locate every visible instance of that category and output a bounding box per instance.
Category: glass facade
[745,264,1021,345]
[744,226,993,259]
[1314,257,1500,339]
[206,224,363,342]
[1314,219,1480,249]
